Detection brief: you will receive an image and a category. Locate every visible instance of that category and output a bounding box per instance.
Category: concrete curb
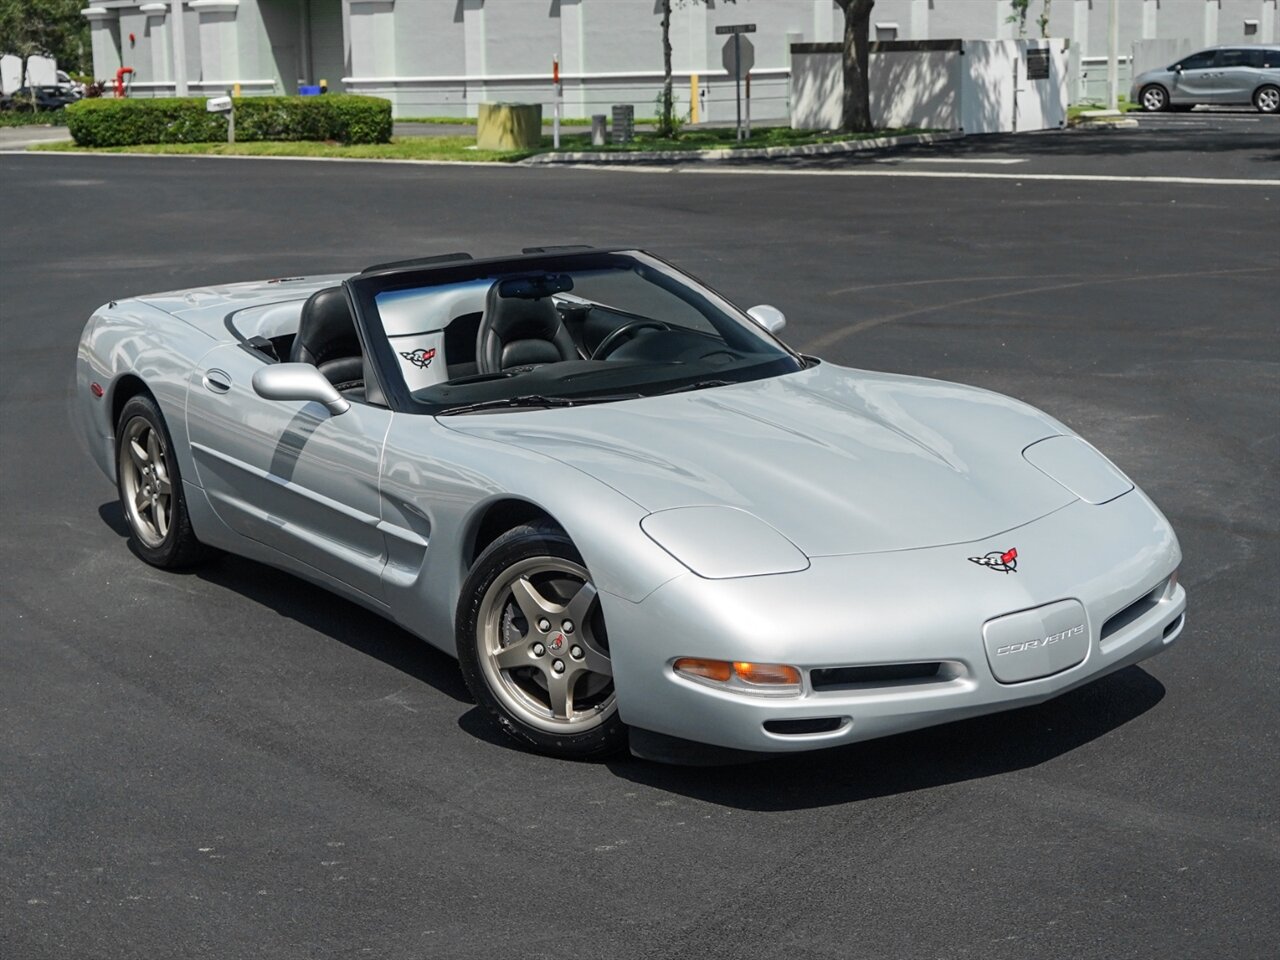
[520,130,965,165]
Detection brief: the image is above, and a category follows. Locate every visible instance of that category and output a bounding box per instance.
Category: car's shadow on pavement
[606,665,1166,811]
[98,500,1166,802]
[98,501,474,705]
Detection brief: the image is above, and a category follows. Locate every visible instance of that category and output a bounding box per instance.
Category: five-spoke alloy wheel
[457,522,627,759]
[115,394,208,568]
[1255,85,1280,115]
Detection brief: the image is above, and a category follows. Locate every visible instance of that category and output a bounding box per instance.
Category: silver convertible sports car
[74,248,1187,762]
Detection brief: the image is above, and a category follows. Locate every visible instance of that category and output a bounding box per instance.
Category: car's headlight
[1022,436,1133,505]
[641,505,809,579]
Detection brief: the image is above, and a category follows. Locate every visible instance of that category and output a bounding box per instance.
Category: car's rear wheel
[115,394,209,568]
[456,522,626,760]
[1140,84,1169,112]
[1255,85,1280,114]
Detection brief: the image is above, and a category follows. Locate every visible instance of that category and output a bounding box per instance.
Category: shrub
[65,94,392,147]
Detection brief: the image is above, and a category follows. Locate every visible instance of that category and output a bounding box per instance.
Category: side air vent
[810,662,943,691]
[1100,587,1161,642]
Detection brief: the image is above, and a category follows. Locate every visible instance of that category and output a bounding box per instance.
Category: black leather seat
[475,283,579,374]
[290,287,364,392]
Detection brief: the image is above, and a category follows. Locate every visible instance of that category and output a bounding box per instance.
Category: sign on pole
[717,25,756,140]
[25,55,58,88]
[0,54,21,96]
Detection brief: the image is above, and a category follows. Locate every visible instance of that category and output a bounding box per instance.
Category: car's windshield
[359,251,804,414]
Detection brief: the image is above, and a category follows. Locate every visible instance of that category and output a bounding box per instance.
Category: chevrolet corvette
[74,248,1186,761]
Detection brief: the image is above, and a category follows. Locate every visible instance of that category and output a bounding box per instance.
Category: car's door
[1215,48,1261,103]
[186,343,390,602]
[1170,49,1221,104]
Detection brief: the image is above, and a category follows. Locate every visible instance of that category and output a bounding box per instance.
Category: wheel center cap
[548,633,566,654]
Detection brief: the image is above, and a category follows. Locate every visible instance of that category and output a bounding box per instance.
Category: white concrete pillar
[140,3,171,84]
[557,0,585,115]
[191,0,240,85]
[462,0,485,115]
[348,0,395,79]
[81,6,121,79]
[1263,0,1277,43]
[1204,0,1219,47]
[812,0,836,43]
[1141,0,1158,39]
[909,0,929,40]
[1073,0,1090,55]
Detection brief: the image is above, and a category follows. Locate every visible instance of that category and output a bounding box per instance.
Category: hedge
[65,94,393,147]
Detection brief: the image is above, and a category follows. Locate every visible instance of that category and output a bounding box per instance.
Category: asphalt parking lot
[2,120,1278,959]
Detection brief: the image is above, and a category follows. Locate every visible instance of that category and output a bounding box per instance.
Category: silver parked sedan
[74,249,1186,762]
[1132,45,1280,113]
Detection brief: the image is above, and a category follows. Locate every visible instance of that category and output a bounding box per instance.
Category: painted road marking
[876,157,1029,164]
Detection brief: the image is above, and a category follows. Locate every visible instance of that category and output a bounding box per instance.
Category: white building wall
[83,0,1280,113]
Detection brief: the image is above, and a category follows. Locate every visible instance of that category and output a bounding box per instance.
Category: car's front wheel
[1140,84,1169,112]
[456,522,627,760]
[1255,85,1280,114]
[115,394,209,568]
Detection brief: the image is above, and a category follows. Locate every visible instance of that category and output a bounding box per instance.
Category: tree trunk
[839,0,875,133]
[660,0,675,137]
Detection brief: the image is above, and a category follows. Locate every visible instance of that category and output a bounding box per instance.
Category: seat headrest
[485,290,561,342]
[292,286,359,367]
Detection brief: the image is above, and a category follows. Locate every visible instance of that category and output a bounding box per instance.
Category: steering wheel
[590,320,671,360]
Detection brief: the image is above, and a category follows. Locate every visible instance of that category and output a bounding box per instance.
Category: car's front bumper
[606,490,1184,753]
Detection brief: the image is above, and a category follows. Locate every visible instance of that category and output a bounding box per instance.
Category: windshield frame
[345,248,805,415]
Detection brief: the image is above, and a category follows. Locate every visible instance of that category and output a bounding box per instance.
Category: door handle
[203,368,232,393]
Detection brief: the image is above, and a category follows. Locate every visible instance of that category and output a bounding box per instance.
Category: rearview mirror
[747,304,786,334]
[252,362,349,415]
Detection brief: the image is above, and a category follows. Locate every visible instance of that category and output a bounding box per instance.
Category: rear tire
[115,394,209,569]
[1139,85,1169,112]
[456,521,627,761]
[1255,85,1280,115]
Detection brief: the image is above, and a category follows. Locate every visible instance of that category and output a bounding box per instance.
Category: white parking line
[875,157,1029,165]
[668,167,1280,186]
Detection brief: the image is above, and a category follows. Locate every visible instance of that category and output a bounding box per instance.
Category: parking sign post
[716,23,756,141]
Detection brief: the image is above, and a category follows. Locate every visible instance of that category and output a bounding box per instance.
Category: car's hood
[443,364,1078,557]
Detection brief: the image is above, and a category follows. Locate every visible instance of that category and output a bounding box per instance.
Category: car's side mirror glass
[747,304,786,334]
[251,362,350,415]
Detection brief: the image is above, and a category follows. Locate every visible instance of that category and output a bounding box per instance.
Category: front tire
[1140,84,1169,112]
[115,394,209,568]
[1255,85,1280,114]
[456,522,627,760]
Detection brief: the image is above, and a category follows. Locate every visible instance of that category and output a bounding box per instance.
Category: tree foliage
[1007,0,1053,39]
[0,0,90,73]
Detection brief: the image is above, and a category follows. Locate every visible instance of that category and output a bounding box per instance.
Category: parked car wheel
[115,394,209,568]
[1255,85,1280,114]
[457,522,627,760]
[1139,84,1169,112]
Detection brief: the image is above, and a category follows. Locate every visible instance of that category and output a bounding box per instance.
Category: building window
[875,22,899,42]
[1243,19,1258,37]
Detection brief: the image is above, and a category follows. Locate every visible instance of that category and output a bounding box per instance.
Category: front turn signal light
[673,657,733,682]
[674,657,802,695]
[733,662,802,686]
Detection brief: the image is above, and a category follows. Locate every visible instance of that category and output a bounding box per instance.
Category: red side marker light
[1000,547,1018,565]
[90,382,104,398]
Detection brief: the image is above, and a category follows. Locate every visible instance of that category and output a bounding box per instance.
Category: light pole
[1107,0,1119,110]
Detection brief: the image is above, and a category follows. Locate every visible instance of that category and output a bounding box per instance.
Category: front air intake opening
[1100,586,1162,641]
[764,717,845,736]
[810,662,943,691]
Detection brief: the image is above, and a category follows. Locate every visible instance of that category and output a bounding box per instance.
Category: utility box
[477,102,542,151]
[611,105,635,143]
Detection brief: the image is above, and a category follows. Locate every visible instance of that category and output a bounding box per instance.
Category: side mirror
[747,304,787,334]
[1172,63,1183,72]
[251,362,349,415]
